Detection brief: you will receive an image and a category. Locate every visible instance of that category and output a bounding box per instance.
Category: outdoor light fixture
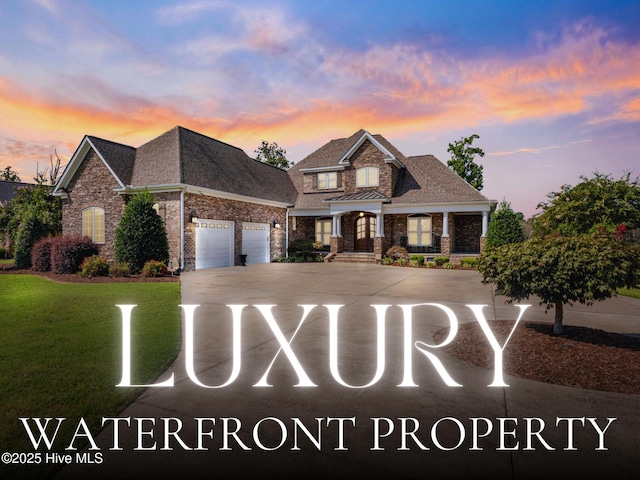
[359,212,365,217]
[273,219,281,229]
[189,212,198,224]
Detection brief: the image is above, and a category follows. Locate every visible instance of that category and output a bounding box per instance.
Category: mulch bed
[0,264,179,283]
[433,321,640,394]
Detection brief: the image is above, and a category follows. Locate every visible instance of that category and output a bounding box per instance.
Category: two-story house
[52,126,493,270]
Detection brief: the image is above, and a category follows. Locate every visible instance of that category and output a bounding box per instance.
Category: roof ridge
[87,135,136,150]
[174,126,245,153]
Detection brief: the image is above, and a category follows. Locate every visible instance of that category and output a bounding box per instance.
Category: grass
[0,275,181,479]
[619,287,640,299]
[0,258,13,265]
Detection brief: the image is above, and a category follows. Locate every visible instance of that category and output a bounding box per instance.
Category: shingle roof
[88,126,297,205]
[0,180,34,205]
[288,130,489,208]
[86,136,136,186]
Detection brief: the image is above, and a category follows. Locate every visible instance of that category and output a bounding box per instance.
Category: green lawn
[0,275,181,479]
[0,258,13,266]
[619,287,640,299]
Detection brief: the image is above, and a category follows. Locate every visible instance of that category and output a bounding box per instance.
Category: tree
[114,190,169,272]
[254,140,292,170]
[1,166,21,182]
[485,200,525,248]
[447,134,484,190]
[478,234,640,334]
[533,172,640,236]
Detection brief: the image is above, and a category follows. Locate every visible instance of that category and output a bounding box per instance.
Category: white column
[482,211,489,237]
[376,212,384,237]
[332,215,338,237]
[443,211,450,237]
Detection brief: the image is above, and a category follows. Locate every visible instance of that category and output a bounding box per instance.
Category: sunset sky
[1,0,639,217]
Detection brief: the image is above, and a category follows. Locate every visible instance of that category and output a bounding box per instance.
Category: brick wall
[62,149,126,261]
[183,194,287,270]
[343,140,396,197]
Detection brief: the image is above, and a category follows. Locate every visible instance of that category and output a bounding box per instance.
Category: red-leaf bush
[31,237,54,272]
[51,235,99,274]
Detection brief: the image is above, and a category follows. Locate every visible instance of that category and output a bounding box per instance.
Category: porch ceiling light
[359,212,364,217]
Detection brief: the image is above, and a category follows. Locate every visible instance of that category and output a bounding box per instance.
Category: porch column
[332,214,342,237]
[375,212,384,237]
[442,211,450,237]
[481,211,489,237]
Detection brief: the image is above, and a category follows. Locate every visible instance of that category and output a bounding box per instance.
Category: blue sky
[1,0,639,217]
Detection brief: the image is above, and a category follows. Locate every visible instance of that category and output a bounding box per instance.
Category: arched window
[315,217,333,246]
[82,207,105,244]
[407,214,432,246]
[356,167,379,187]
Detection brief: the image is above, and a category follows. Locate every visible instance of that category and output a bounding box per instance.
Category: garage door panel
[242,222,270,264]
[195,220,234,269]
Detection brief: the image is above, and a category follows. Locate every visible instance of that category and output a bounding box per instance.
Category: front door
[354,214,376,252]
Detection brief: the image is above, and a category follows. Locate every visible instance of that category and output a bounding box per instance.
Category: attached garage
[195,219,234,269]
[241,222,271,264]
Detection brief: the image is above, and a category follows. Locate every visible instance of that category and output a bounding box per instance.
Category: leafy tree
[485,200,525,248]
[13,212,47,269]
[0,183,62,251]
[114,190,169,272]
[478,234,640,334]
[533,172,640,236]
[447,134,484,190]
[1,165,21,182]
[254,140,292,170]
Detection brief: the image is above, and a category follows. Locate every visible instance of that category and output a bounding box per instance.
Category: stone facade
[182,193,287,271]
[61,150,126,262]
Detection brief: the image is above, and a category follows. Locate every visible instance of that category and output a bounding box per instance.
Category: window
[82,207,105,244]
[407,215,432,246]
[356,167,379,187]
[315,218,332,246]
[317,172,337,189]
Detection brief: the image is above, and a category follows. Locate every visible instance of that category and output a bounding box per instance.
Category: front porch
[288,208,489,264]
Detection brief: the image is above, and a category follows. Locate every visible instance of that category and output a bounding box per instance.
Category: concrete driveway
[58,263,640,479]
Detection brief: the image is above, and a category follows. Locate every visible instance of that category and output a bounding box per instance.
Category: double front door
[354,214,376,252]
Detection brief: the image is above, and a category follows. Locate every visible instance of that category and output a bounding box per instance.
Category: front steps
[329,252,376,264]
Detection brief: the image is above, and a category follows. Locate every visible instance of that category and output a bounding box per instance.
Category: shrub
[79,255,109,278]
[444,262,457,269]
[382,256,395,265]
[141,259,167,277]
[409,254,425,267]
[271,256,282,263]
[315,254,324,262]
[115,190,169,272]
[288,238,314,259]
[312,241,324,250]
[51,235,99,274]
[486,200,525,248]
[460,257,479,269]
[434,256,450,266]
[396,258,407,266]
[385,245,409,261]
[31,237,54,272]
[109,262,131,277]
[14,213,47,269]
[0,246,11,259]
[426,261,436,268]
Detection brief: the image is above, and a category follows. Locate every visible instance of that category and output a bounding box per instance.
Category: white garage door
[241,222,270,264]
[195,219,234,269]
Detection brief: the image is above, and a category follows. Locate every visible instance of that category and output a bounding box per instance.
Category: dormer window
[317,172,337,189]
[356,167,379,187]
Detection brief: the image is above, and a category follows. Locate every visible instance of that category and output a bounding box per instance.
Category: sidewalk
[56,263,640,479]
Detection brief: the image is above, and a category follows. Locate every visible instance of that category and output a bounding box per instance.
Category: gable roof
[288,129,489,209]
[54,126,298,206]
[0,180,35,205]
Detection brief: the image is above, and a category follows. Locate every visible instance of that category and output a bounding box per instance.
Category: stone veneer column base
[374,237,385,263]
[441,236,451,256]
[479,236,487,253]
[330,236,344,254]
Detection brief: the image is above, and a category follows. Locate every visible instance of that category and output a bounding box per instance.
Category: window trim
[356,167,379,187]
[315,217,333,246]
[407,214,432,247]
[317,171,338,189]
[82,206,105,244]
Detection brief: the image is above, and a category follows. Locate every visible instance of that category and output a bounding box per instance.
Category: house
[0,180,34,206]
[52,126,494,271]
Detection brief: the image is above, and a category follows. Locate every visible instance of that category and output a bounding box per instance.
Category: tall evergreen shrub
[114,190,169,272]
